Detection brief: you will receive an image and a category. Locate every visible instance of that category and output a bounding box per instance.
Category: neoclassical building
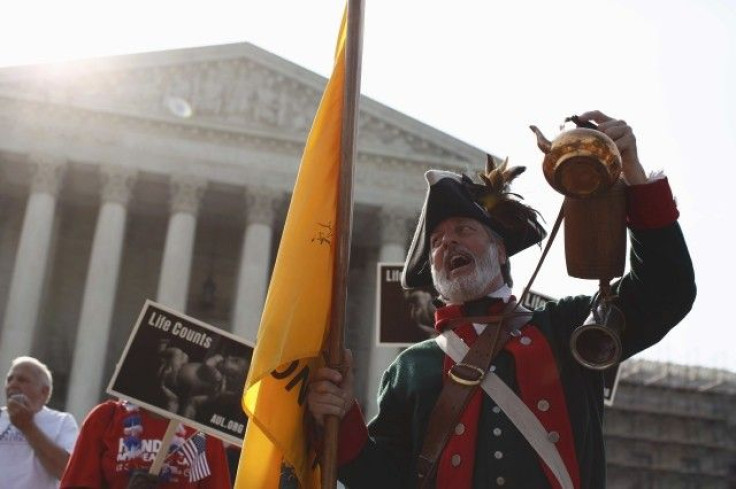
[0,42,487,422]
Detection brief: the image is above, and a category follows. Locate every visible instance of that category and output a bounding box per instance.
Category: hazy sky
[2,1,734,370]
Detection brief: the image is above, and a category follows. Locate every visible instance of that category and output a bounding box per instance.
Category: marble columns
[156,175,207,312]
[232,188,278,343]
[0,155,65,377]
[65,166,137,419]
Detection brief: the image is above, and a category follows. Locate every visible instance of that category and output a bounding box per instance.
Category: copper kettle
[530,123,622,198]
[531,118,627,370]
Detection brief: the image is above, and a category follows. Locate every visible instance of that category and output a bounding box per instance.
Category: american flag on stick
[181,432,210,482]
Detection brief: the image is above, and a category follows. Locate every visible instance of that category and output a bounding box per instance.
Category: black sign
[376,263,437,346]
[107,300,253,445]
[521,290,555,310]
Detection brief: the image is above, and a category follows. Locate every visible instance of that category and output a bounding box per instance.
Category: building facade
[0,42,487,422]
[605,360,736,488]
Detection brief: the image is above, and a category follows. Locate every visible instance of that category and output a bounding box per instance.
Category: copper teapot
[531,117,627,370]
[530,122,622,198]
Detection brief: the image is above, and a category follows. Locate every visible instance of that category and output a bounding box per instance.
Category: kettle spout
[529,125,552,153]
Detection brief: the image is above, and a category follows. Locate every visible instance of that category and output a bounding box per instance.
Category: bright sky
[2,1,734,370]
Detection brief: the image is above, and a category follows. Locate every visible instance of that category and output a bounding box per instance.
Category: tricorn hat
[401,156,547,289]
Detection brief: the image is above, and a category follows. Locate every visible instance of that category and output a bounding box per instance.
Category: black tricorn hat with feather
[401,156,547,289]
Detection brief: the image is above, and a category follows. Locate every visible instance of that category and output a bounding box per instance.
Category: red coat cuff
[627,177,679,229]
[337,401,369,466]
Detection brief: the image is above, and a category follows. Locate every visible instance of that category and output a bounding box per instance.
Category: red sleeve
[627,177,679,229]
[60,401,116,488]
[199,437,230,489]
[337,402,369,466]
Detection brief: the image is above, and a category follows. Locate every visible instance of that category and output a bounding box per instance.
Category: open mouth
[447,251,473,273]
[7,391,26,403]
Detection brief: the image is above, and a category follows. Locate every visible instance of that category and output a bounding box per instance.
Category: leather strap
[515,203,565,313]
[416,305,527,488]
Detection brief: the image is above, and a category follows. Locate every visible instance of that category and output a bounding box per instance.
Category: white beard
[431,244,502,304]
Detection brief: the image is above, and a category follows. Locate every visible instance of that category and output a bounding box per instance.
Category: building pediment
[0,43,484,166]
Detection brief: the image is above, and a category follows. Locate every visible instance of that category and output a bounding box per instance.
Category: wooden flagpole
[322,0,364,487]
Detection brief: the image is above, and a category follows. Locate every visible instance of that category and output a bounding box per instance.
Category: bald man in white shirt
[1,356,79,488]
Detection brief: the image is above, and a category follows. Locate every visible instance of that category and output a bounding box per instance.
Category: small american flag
[181,432,210,482]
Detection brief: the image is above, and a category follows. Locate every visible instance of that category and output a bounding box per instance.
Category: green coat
[340,222,695,488]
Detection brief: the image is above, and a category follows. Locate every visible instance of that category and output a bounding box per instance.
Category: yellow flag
[235,11,348,489]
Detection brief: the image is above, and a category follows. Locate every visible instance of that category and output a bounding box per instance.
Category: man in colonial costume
[307,111,696,488]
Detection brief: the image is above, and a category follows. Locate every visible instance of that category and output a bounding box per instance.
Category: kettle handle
[566,115,597,130]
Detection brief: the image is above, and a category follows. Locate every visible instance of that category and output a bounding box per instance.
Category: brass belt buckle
[448,363,485,386]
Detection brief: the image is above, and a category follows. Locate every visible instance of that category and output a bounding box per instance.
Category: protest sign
[108,300,253,444]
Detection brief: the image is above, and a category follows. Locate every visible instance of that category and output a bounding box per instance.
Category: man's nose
[438,233,459,248]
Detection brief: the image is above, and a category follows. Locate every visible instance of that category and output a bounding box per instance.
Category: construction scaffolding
[604,359,736,488]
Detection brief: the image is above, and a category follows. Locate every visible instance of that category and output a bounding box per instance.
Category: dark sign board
[375,263,620,405]
[107,300,253,445]
[376,263,437,347]
[521,290,556,310]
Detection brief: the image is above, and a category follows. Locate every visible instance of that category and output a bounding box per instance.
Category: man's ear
[41,384,50,403]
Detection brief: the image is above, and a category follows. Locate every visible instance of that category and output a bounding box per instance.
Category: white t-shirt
[0,406,79,489]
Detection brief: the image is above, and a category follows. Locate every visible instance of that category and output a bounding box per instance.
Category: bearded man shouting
[307,111,696,489]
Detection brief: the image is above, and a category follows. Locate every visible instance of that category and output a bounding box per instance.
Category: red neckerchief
[432,298,581,489]
[434,296,510,334]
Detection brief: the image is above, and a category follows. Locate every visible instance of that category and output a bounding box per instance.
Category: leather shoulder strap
[416,312,516,488]
[439,329,575,489]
